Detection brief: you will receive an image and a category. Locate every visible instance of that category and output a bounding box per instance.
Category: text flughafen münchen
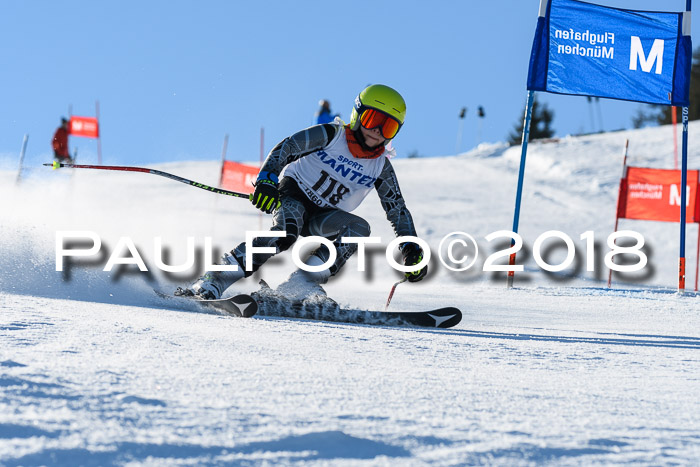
[554,29,615,59]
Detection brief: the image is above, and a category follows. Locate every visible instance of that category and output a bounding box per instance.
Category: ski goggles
[358,107,402,139]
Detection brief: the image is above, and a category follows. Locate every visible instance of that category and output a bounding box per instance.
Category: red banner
[220,161,258,194]
[618,167,700,223]
[69,116,99,138]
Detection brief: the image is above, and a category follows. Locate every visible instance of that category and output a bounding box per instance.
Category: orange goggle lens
[359,109,401,139]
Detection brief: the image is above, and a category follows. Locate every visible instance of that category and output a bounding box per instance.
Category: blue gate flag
[528,0,692,106]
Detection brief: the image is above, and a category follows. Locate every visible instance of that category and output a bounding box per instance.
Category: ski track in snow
[1,123,700,465]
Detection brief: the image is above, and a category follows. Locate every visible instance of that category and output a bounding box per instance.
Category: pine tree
[508,95,555,145]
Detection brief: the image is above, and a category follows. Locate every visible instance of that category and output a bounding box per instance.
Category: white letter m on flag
[629,36,665,74]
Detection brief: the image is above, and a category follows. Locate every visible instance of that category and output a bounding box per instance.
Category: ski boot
[175,253,245,299]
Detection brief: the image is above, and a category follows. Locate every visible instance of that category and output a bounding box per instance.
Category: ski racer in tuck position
[178,84,428,301]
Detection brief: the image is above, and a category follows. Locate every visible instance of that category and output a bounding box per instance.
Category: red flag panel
[220,161,258,194]
[69,116,99,138]
[619,167,699,223]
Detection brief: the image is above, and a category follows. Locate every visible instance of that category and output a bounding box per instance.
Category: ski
[250,285,462,329]
[154,286,461,328]
[154,289,258,318]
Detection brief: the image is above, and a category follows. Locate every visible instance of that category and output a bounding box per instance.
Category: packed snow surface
[1,123,699,465]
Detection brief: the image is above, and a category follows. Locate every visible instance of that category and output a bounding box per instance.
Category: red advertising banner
[69,116,99,138]
[618,167,700,223]
[220,161,258,194]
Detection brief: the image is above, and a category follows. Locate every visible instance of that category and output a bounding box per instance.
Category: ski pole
[45,162,251,200]
[384,277,407,311]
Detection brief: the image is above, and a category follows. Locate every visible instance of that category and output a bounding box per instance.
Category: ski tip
[426,307,462,328]
[229,294,258,318]
[153,288,258,318]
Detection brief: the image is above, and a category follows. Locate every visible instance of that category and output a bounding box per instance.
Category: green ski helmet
[349,84,406,142]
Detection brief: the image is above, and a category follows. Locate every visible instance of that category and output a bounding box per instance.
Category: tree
[508,95,555,145]
[632,46,700,128]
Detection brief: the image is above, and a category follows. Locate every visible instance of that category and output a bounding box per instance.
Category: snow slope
[1,123,699,465]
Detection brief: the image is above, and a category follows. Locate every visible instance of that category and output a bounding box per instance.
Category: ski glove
[401,242,428,282]
[251,171,280,214]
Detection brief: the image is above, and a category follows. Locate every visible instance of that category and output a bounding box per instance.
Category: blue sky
[2,0,698,166]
